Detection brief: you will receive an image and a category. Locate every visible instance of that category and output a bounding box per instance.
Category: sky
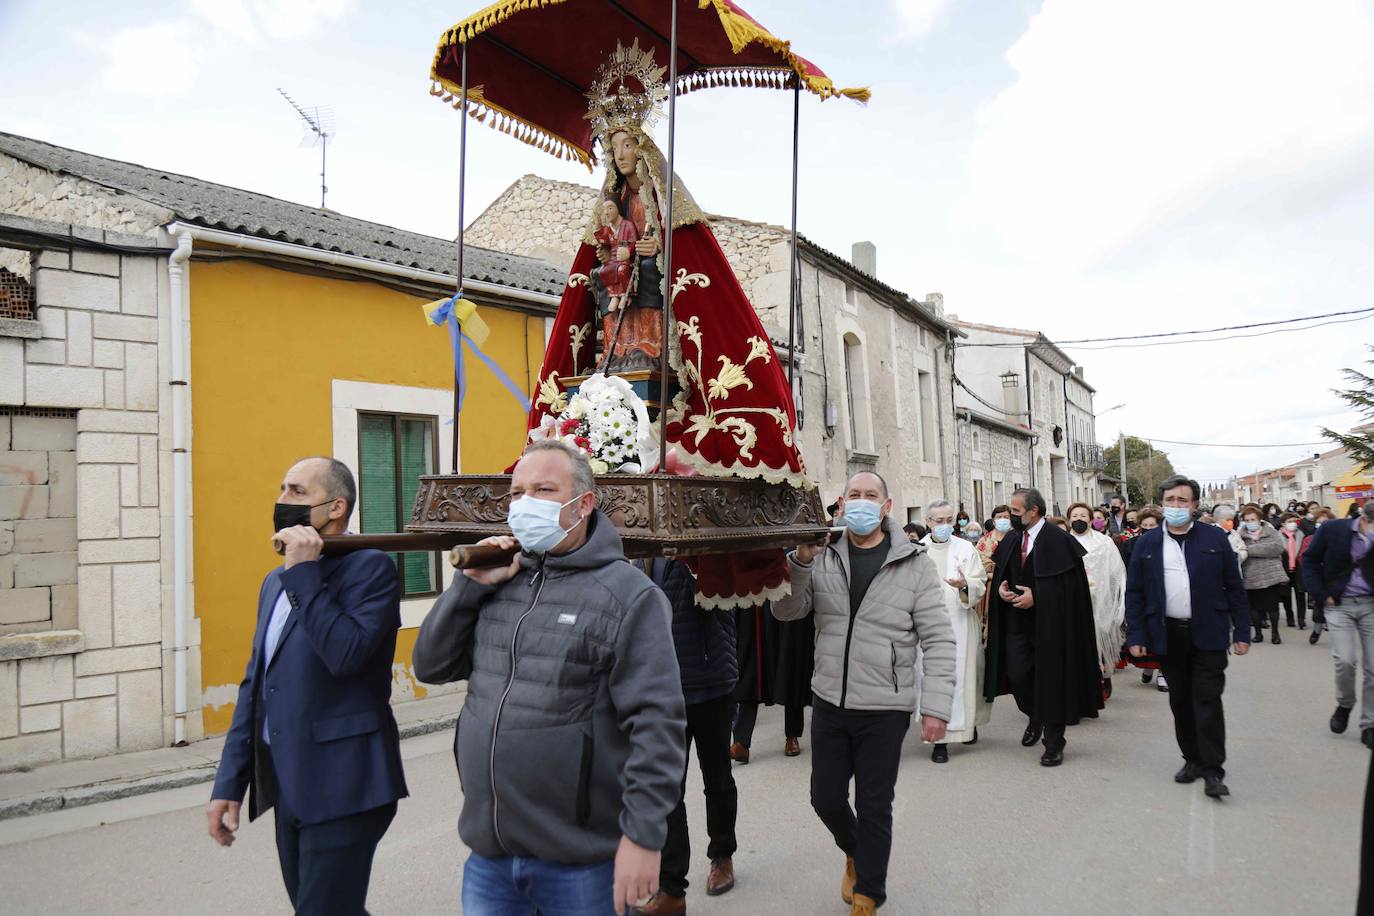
[2,0,1372,486]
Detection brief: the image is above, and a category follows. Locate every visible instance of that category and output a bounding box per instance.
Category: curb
[0,714,457,822]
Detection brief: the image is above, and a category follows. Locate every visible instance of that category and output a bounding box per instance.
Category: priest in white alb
[1067,502,1127,696]
[917,498,990,763]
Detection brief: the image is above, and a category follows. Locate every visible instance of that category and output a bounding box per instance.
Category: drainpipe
[1024,345,1035,488]
[167,228,192,746]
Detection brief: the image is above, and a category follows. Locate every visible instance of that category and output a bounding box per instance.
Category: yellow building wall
[191,258,545,735]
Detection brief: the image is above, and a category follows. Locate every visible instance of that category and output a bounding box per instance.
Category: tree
[1103,436,1177,507]
[1322,346,1374,472]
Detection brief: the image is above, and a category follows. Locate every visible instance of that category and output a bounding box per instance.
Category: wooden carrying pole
[657,0,679,472]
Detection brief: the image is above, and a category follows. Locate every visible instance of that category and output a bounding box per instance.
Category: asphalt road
[0,626,1366,915]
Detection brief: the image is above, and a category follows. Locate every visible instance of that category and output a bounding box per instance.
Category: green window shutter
[358,415,398,535]
[398,419,436,595]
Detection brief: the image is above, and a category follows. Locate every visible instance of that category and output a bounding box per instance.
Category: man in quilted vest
[774,470,956,916]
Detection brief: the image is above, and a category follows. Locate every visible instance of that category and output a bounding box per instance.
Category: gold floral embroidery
[534,373,568,415]
[567,273,590,290]
[674,284,793,459]
[568,323,591,374]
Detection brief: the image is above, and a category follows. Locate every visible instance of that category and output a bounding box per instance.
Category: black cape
[734,600,813,707]
[983,522,1103,725]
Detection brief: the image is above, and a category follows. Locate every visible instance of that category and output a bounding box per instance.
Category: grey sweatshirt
[412,511,686,863]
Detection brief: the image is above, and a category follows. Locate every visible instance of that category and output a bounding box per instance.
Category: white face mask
[506,493,589,554]
[1283,521,1298,532]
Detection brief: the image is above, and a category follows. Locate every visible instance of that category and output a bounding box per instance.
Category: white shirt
[1162,524,1193,620]
[261,589,292,743]
[1021,518,1046,556]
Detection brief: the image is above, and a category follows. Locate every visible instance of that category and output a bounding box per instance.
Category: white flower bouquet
[533,373,656,474]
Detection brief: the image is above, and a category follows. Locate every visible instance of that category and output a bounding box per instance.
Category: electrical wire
[954,375,1029,417]
[1060,313,1374,351]
[1130,437,1331,448]
[955,305,1374,349]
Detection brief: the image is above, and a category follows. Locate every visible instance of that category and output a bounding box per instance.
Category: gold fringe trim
[431,77,594,171]
[697,0,871,103]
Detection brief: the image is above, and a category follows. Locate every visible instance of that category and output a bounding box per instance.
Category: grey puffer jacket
[412,511,686,864]
[773,516,957,719]
[1241,521,1288,590]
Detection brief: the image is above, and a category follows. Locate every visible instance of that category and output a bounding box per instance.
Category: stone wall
[0,153,171,240]
[0,231,172,770]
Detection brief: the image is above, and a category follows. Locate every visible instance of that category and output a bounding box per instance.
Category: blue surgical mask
[931,523,954,543]
[1163,507,1192,527]
[842,499,883,536]
[506,493,588,554]
[994,518,1011,533]
[1242,519,1261,532]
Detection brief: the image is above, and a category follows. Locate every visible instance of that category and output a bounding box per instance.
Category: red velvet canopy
[429,0,869,167]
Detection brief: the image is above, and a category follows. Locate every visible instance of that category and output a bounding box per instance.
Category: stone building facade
[467,174,962,514]
[0,213,174,769]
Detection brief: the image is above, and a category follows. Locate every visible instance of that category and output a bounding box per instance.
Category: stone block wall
[0,230,172,771]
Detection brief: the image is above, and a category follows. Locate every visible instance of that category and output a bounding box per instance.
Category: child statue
[592,197,639,313]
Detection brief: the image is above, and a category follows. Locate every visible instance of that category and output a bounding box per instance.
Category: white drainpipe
[167,228,193,746]
[159,222,560,746]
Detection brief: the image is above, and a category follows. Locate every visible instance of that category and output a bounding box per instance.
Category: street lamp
[1097,403,1127,501]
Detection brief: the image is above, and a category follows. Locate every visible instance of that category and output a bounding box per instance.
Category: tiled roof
[0,132,566,296]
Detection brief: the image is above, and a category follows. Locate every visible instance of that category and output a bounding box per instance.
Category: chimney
[924,292,944,318]
[1074,366,1085,379]
[852,241,877,277]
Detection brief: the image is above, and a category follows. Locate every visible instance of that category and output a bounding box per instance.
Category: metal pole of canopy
[786,79,800,390]
[453,39,469,472]
[657,0,679,472]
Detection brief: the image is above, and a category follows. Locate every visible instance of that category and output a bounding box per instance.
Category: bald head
[845,471,888,500]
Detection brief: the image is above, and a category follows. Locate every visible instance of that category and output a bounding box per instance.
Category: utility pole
[1119,431,1127,503]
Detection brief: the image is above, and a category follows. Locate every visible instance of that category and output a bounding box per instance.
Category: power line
[955,305,1374,349]
[1061,313,1373,351]
[1130,437,1330,448]
[953,375,1028,417]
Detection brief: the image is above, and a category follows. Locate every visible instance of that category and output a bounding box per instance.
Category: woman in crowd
[1091,506,1110,533]
[1121,507,1167,691]
[1067,502,1126,699]
[1212,505,1248,575]
[1239,503,1289,645]
[1263,503,1283,527]
[1277,512,1309,630]
[1048,516,1070,534]
[963,519,983,542]
[976,505,1011,578]
[1309,507,1337,644]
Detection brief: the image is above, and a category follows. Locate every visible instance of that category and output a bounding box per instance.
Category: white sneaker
[1156,674,1169,693]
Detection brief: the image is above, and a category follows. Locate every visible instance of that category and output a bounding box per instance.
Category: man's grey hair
[1013,487,1047,517]
[522,438,597,496]
[1213,504,1236,522]
[846,470,889,499]
[925,498,954,517]
[302,456,357,519]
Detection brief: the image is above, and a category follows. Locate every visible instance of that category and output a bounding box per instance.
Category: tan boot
[841,855,856,905]
[850,893,878,916]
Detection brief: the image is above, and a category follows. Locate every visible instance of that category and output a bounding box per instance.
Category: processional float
[327,0,869,609]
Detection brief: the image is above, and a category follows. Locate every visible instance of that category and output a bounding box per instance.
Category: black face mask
[1126,521,1139,531]
[1071,519,1089,534]
[1010,514,1027,532]
[273,500,332,534]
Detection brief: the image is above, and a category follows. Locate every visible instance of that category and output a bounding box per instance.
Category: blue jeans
[461,852,615,916]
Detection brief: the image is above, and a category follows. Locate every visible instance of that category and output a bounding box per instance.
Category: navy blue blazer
[211,549,408,824]
[1302,519,1374,608]
[1125,524,1251,653]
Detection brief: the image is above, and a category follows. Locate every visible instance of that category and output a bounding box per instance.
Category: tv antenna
[277,87,334,208]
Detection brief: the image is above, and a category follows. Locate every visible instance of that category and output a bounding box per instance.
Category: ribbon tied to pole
[421,295,531,422]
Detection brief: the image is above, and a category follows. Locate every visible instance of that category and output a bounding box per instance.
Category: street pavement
[0,626,1366,914]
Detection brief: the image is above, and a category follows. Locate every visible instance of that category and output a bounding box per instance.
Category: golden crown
[584,39,669,142]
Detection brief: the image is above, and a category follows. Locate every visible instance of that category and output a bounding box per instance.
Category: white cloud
[892,0,952,38]
[960,0,1374,272]
[103,21,199,96]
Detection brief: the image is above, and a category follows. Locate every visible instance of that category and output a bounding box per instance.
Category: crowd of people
[203,449,1374,916]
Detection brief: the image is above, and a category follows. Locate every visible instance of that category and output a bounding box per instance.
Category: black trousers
[1248,584,1282,635]
[661,693,739,898]
[272,775,397,915]
[733,700,805,745]
[1159,619,1229,779]
[1002,611,1068,752]
[1277,573,1307,626]
[809,698,909,906]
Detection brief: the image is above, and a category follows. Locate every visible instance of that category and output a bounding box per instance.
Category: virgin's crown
[585,39,669,141]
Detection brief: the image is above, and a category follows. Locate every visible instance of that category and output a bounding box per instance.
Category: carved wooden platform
[407,473,828,558]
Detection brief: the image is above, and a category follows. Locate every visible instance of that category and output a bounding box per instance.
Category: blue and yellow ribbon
[422,295,531,419]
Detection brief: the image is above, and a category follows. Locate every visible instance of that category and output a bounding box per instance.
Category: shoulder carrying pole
[657,0,679,473]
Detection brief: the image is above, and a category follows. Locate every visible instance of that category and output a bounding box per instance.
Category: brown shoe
[850,893,877,915]
[729,741,750,764]
[706,857,735,896]
[841,855,856,905]
[784,737,801,757]
[631,891,686,916]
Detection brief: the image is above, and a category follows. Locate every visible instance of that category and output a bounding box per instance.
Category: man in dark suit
[207,457,407,914]
[1126,474,1250,799]
[984,487,1101,767]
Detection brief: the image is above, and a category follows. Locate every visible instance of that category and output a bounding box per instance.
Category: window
[994,481,1005,505]
[973,480,985,522]
[358,412,440,597]
[843,332,871,451]
[972,428,982,457]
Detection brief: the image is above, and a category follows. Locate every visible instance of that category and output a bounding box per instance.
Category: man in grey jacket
[774,471,956,916]
[412,439,686,916]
